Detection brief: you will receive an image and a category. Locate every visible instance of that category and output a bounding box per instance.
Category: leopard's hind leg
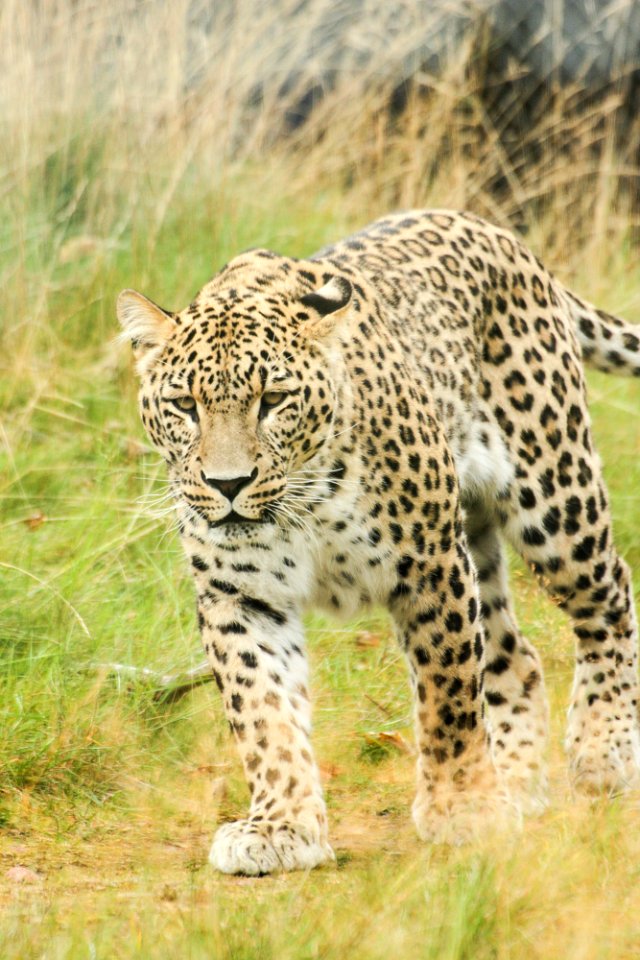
[503,467,640,796]
[466,510,549,812]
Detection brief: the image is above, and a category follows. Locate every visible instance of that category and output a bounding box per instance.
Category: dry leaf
[7,865,41,884]
[188,763,231,776]
[23,511,46,531]
[354,631,382,649]
[319,761,344,781]
[363,731,414,755]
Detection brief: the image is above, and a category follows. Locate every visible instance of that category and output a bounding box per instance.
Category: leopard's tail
[564,289,640,377]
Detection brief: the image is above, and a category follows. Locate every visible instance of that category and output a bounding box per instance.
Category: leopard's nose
[201,467,258,501]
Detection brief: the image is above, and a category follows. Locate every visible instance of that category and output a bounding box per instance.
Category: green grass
[2,185,639,957]
[2,2,640,956]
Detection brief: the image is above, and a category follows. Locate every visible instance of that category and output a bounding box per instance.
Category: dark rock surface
[183,0,640,132]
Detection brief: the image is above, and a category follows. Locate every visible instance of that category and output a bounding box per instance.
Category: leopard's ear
[300,276,352,338]
[117,289,175,355]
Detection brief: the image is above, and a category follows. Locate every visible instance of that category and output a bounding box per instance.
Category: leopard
[117,209,640,876]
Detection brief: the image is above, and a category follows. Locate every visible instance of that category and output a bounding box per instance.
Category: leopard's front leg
[199,594,332,875]
[393,538,520,844]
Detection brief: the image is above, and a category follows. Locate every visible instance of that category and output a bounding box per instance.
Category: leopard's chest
[308,510,394,619]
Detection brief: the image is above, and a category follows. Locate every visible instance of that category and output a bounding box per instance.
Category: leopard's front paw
[568,737,640,796]
[498,765,549,816]
[412,786,521,846]
[567,711,640,796]
[209,820,334,875]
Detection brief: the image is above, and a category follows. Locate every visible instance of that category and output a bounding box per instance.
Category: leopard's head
[117,252,353,531]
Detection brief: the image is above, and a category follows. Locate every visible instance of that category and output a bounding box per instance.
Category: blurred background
[3,0,640,388]
[4,0,640,351]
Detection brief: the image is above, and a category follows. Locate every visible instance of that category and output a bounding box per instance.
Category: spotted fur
[118,210,640,875]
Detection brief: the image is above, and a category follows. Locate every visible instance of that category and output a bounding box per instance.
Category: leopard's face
[140,320,340,528]
[119,258,352,530]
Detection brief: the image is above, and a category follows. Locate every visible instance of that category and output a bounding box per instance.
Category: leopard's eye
[259,390,288,419]
[172,396,198,416]
[262,391,286,408]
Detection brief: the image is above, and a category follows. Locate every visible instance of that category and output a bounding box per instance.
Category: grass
[1,1,640,957]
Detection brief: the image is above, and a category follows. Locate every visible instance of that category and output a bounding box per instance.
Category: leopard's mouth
[208,509,268,529]
[185,495,282,531]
